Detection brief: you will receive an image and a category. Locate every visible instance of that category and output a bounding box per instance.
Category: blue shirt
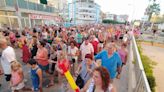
[94,50,122,79]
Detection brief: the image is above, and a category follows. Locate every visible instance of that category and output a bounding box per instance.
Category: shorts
[38,64,49,71]
[5,74,11,81]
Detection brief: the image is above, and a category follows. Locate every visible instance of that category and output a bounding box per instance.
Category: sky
[68,0,164,21]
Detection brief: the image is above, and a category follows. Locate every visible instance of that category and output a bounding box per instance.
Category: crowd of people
[0,24,133,92]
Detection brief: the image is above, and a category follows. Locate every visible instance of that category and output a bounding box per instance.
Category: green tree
[146,2,160,21]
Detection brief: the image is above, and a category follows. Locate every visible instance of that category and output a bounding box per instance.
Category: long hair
[94,67,110,92]
[11,61,22,71]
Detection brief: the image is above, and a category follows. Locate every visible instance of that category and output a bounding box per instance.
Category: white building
[105,13,116,20]
[116,15,128,22]
[105,12,128,23]
[68,0,100,25]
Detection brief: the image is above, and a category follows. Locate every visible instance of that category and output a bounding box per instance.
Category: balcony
[0,0,57,13]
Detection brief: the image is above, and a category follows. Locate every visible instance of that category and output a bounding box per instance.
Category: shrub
[137,43,156,92]
[102,19,126,24]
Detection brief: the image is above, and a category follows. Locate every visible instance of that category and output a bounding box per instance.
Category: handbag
[76,72,88,89]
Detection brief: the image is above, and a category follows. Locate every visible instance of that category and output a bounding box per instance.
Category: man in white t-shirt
[80,37,94,61]
[0,37,16,82]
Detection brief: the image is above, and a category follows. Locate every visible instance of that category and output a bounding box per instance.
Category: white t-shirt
[123,34,129,42]
[42,32,48,39]
[68,46,78,60]
[1,46,16,74]
[80,42,94,61]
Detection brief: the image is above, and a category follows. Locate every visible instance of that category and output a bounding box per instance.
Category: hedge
[102,19,126,24]
[137,42,156,92]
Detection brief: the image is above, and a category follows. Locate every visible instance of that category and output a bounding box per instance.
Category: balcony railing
[0,0,57,13]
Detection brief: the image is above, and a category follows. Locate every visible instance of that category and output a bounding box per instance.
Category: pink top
[118,49,127,64]
[11,70,21,86]
[36,48,49,66]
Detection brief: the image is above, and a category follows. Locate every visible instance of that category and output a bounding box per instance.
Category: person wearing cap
[80,37,94,61]
[75,54,97,88]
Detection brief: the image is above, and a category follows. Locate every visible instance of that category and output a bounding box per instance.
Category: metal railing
[0,0,57,13]
[131,35,151,92]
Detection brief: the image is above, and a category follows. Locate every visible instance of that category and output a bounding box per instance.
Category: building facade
[68,0,100,25]
[105,12,128,23]
[105,13,117,20]
[0,0,62,29]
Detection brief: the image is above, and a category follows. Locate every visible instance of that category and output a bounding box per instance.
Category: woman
[98,31,104,53]
[68,41,79,75]
[20,31,27,46]
[41,28,48,40]
[35,40,49,71]
[118,43,128,66]
[76,54,97,89]
[81,67,116,92]
[34,40,54,87]
[30,36,38,58]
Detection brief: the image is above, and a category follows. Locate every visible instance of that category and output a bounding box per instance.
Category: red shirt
[91,40,99,54]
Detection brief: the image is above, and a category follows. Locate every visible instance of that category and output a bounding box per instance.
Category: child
[28,59,43,92]
[50,44,58,74]
[10,61,28,92]
[56,51,70,92]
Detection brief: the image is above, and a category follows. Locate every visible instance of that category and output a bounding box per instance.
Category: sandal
[46,83,54,88]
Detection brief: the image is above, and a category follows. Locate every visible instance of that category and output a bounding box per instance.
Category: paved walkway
[0,48,129,92]
[141,44,164,92]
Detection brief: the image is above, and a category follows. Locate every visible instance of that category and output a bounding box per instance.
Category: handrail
[132,35,151,92]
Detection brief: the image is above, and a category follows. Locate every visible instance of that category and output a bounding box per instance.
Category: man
[0,37,16,83]
[80,37,94,61]
[94,43,122,82]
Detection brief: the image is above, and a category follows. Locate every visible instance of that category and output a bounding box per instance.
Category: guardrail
[0,0,57,13]
[131,35,151,92]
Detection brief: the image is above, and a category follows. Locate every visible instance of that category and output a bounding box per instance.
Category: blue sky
[68,0,164,20]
